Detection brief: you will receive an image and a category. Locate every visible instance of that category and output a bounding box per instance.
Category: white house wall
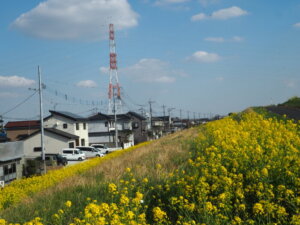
[88,119,133,147]
[45,115,89,146]
[23,131,70,158]
[74,122,89,146]
[44,115,74,134]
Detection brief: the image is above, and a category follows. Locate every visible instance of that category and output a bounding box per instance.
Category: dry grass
[3,127,198,216]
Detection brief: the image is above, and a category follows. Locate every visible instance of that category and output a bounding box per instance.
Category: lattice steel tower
[107,24,122,115]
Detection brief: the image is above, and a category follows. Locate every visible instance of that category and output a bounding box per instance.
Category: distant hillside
[279,96,300,108]
[251,96,300,121]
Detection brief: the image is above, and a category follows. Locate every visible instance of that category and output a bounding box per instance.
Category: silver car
[76,146,104,157]
[61,148,86,161]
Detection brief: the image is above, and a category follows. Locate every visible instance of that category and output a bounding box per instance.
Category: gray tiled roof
[49,110,87,121]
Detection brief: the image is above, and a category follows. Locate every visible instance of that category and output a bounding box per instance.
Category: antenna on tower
[108,23,122,115]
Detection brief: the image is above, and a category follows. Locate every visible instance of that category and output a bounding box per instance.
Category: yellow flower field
[0,111,299,224]
[0,142,150,211]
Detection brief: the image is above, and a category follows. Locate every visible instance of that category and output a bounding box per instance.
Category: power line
[1,91,37,116]
[44,83,105,107]
[121,88,146,107]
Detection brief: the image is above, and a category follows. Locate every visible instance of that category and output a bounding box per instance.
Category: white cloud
[187,51,221,63]
[198,0,219,6]
[0,92,19,98]
[12,0,138,40]
[204,37,225,42]
[76,80,98,88]
[191,13,207,21]
[215,76,224,82]
[155,0,189,6]
[191,6,248,21]
[212,6,248,20]
[284,79,297,88]
[120,58,181,83]
[155,76,176,83]
[0,76,35,87]
[204,36,244,43]
[293,22,300,28]
[232,36,244,42]
[100,66,109,74]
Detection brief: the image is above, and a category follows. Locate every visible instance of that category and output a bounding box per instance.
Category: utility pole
[187,111,190,128]
[0,116,4,134]
[179,109,183,129]
[168,108,175,132]
[193,112,196,124]
[38,66,46,174]
[162,105,166,117]
[113,87,118,148]
[162,105,166,132]
[148,100,155,130]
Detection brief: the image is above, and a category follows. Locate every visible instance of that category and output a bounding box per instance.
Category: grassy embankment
[1,110,300,224]
[0,128,197,224]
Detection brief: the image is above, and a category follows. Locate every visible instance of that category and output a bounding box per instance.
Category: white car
[61,148,86,161]
[76,146,104,157]
[91,144,109,154]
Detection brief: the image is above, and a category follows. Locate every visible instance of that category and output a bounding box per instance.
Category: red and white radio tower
[108,24,122,115]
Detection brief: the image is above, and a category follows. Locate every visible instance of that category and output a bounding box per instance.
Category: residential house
[5,120,40,141]
[88,113,134,148]
[20,128,78,159]
[44,110,89,147]
[0,141,24,184]
[172,117,187,131]
[126,111,148,144]
[155,116,172,134]
[149,117,164,139]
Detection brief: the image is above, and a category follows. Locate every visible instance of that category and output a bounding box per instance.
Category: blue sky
[0,0,300,121]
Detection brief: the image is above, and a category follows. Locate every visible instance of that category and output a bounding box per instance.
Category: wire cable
[1,91,37,116]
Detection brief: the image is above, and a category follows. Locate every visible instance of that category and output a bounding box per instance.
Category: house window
[105,122,108,127]
[63,123,68,129]
[132,122,139,129]
[69,142,74,148]
[3,163,17,182]
[81,138,85,146]
[83,123,86,130]
[76,123,79,130]
[33,147,42,152]
[75,139,79,146]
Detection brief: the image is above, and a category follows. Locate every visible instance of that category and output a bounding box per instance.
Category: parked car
[36,153,68,166]
[61,148,86,161]
[91,144,122,154]
[91,144,109,154]
[76,146,104,157]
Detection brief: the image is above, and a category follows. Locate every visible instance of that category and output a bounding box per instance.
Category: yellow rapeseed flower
[153,207,167,222]
[65,200,72,208]
[253,203,264,215]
